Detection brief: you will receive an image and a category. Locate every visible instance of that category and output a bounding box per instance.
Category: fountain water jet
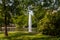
[28,6,33,32]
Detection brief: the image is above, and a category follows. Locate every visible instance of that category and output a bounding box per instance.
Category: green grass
[0,31,60,40]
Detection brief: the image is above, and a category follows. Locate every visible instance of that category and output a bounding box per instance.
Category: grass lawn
[0,31,60,40]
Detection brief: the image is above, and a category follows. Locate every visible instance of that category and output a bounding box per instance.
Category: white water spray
[28,6,33,32]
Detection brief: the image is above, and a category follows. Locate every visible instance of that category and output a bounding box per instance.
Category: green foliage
[12,15,28,30]
[0,0,60,37]
[38,10,60,36]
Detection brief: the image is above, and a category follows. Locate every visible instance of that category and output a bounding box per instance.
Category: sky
[0,0,2,4]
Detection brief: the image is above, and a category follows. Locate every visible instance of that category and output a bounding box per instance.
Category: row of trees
[0,0,60,36]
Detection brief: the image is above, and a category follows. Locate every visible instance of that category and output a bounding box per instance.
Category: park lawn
[0,31,60,40]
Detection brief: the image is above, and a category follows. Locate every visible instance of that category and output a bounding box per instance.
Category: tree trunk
[3,0,8,37]
[5,25,8,36]
[5,15,8,36]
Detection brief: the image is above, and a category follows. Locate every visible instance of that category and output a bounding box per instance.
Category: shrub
[38,12,60,36]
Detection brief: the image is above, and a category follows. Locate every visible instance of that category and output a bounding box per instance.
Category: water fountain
[28,5,33,32]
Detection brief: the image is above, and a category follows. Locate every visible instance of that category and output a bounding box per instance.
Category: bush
[38,11,60,36]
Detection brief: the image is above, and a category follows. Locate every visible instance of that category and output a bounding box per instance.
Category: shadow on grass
[2,36,59,40]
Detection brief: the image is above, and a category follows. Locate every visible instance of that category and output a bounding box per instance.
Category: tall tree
[1,0,20,36]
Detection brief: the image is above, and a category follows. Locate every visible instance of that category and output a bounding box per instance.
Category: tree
[0,0,20,36]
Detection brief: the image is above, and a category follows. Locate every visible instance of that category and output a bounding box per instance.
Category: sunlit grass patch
[0,31,60,40]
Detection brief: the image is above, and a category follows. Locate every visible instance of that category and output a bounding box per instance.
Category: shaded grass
[0,31,60,40]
